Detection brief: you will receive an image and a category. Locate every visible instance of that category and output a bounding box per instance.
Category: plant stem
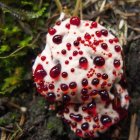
[54,0,63,13]
[73,0,81,16]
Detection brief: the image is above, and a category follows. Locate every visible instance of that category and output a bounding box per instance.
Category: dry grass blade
[73,0,81,16]
[1,130,7,140]
[128,114,139,140]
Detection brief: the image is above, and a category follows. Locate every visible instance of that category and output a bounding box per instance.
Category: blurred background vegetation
[0,0,140,140]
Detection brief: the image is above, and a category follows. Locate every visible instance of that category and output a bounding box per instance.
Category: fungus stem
[54,0,63,13]
[73,0,81,16]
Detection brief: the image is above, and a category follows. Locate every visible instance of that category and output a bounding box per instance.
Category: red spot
[48,28,56,35]
[101,29,108,36]
[61,72,68,78]
[46,92,56,102]
[61,49,67,55]
[102,73,108,80]
[94,56,105,66]
[41,56,46,61]
[90,90,98,96]
[69,82,77,89]
[56,20,61,25]
[91,78,99,85]
[49,84,54,90]
[101,43,108,50]
[97,73,101,77]
[73,51,78,56]
[66,43,71,50]
[79,51,83,55]
[81,122,89,131]
[61,84,68,91]
[96,31,101,37]
[73,40,79,46]
[115,45,121,52]
[107,53,112,57]
[52,35,62,44]
[65,60,69,65]
[70,113,83,122]
[114,38,119,43]
[79,57,88,69]
[34,64,47,82]
[84,33,91,40]
[100,115,112,127]
[76,129,83,137]
[50,64,61,79]
[99,90,109,101]
[93,40,99,46]
[71,68,75,72]
[91,21,97,28]
[77,37,81,41]
[65,23,70,29]
[114,59,121,68]
[109,39,113,44]
[82,78,88,87]
[70,17,80,26]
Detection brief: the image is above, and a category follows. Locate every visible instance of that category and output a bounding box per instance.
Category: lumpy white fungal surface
[32,15,129,138]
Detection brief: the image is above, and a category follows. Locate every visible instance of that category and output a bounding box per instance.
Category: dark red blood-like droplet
[70,113,83,122]
[79,51,83,55]
[82,78,88,86]
[81,122,89,130]
[93,40,99,46]
[101,43,108,50]
[115,45,121,52]
[73,40,79,46]
[46,92,56,102]
[76,129,83,137]
[99,90,109,101]
[66,43,71,50]
[73,51,78,56]
[65,60,69,65]
[52,35,62,44]
[49,84,54,90]
[61,49,66,55]
[61,72,68,78]
[34,64,47,82]
[56,20,61,25]
[114,59,121,68]
[81,88,88,95]
[91,78,99,85]
[70,17,80,26]
[84,33,91,40]
[87,101,96,112]
[48,28,56,35]
[60,84,68,91]
[71,68,75,72]
[101,29,108,36]
[102,73,108,80]
[100,115,112,127]
[109,39,113,44]
[65,23,70,29]
[41,56,46,61]
[63,94,71,103]
[81,95,89,101]
[90,90,98,96]
[50,63,61,79]
[69,82,77,89]
[91,21,97,28]
[79,57,88,68]
[94,56,105,66]
[95,31,101,37]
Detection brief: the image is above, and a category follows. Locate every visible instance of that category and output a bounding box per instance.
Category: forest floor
[0,0,140,140]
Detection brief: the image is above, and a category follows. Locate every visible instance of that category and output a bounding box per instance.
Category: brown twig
[73,0,81,16]
[54,0,63,13]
